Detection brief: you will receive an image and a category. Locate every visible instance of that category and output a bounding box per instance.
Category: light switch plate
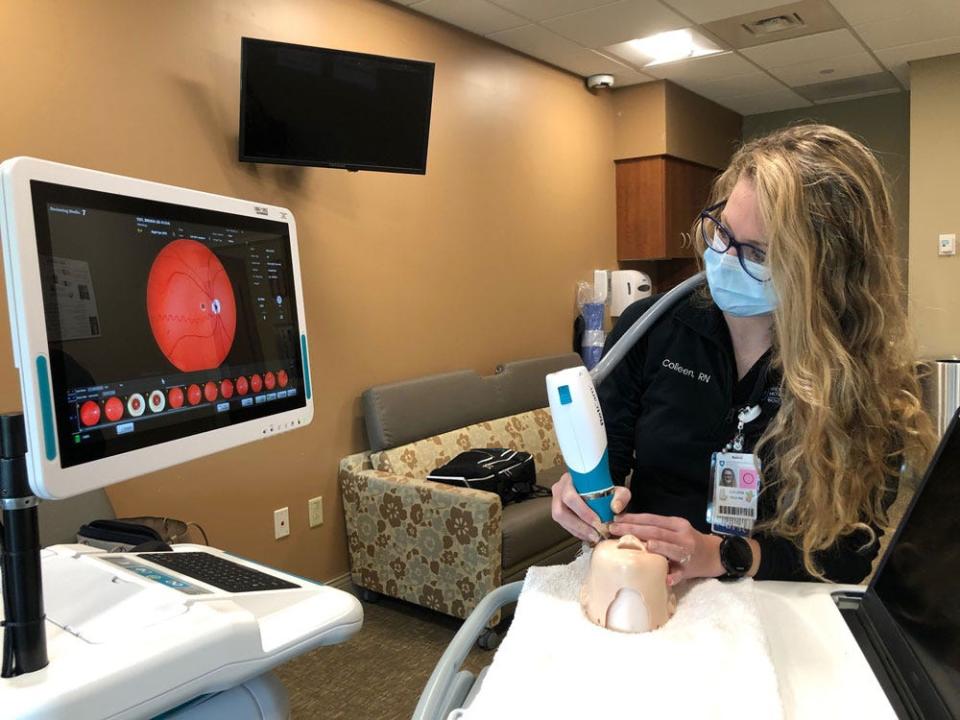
[308,496,323,528]
[939,233,956,256]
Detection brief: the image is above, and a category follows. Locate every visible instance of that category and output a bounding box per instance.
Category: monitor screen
[873,410,960,715]
[30,180,307,469]
[239,38,435,174]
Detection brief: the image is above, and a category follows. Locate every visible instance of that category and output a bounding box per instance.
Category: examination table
[414,578,898,720]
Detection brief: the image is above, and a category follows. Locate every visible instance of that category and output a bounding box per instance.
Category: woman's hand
[550,473,631,544]
[608,513,724,585]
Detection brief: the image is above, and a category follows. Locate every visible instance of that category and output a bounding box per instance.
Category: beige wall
[664,83,742,169]
[0,0,618,580]
[743,92,911,280]
[611,82,668,161]
[909,54,960,358]
[612,80,741,169]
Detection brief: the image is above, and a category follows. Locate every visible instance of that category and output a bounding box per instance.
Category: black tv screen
[239,38,435,174]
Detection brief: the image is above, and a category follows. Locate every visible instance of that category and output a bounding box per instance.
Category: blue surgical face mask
[703,249,777,317]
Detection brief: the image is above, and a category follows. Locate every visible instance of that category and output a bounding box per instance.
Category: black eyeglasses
[698,200,770,282]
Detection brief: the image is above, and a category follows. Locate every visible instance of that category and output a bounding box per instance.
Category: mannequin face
[581,535,676,633]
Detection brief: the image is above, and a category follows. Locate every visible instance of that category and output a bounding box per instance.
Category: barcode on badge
[718,505,756,518]
[714,516,753,532]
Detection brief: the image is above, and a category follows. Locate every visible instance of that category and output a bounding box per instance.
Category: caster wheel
[360,588,381,603]
[477,629,500,651]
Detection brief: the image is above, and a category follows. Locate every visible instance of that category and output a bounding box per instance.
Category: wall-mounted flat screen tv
[239,38,435,174]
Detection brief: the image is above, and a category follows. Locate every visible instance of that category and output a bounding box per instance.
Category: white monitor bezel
[0,156,314,499]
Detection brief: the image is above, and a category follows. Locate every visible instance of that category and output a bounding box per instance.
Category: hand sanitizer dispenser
[610,270,651,317]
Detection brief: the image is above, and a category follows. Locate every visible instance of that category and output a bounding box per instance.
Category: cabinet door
[616,157,667,260]
[664,159,717,259]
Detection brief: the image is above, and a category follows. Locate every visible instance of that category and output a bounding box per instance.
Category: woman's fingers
[610,486,631,515]
[551,473,602,543]
[607,522,680,545]
[613,512,687,531]
[645,539,692,565]
[559,475,601,526]
[666,567,686,586]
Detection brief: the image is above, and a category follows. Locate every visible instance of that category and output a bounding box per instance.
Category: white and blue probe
[546,366,617,523]
[546,271,707,526]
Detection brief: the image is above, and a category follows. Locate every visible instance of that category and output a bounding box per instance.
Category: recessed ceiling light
[606,29,724,68]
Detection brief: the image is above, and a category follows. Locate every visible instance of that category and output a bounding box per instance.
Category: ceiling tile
[488,0,617,22]
[608,66,659,86]
[826,0,912,29]
[795,71,900,102]
[658,0,787,24]
[675,70,787,100]
[718,87,811,114]
[741,28,865,67]
[874,35,960,87]
[489,24,654,79]
[811,87,901,104]
[767,51,882,86]
[643,51,759,82]
[853,4,960,51]
[542,0,688,48]
[410,0,527,35]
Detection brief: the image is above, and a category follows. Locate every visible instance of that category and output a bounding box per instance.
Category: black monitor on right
[872,409,960,717]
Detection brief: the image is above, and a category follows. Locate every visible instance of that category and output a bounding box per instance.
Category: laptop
[833,408,960,720]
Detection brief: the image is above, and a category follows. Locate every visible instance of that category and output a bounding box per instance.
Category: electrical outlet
[274,507,290,539]
[939,233,957,256]
[308,496,323,528]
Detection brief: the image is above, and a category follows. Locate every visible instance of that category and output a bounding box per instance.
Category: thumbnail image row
[78,370,290,427]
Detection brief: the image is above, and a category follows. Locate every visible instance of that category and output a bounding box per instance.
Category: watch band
[719,535,753,579]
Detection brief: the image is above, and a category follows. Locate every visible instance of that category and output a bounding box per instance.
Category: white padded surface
[457,551,782,719]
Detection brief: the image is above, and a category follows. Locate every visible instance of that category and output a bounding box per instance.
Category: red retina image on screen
[147,239,237,372]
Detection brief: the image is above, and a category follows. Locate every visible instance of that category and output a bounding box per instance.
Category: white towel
[456,552,783,720]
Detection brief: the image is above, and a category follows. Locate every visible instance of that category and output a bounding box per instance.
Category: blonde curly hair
[708,124,935,579]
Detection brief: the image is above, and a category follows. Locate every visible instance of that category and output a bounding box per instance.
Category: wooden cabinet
[616,155,718,261]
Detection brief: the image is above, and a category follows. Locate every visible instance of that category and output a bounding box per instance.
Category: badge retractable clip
[726,404,761,452]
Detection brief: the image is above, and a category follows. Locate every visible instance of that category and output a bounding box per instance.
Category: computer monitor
[0,157,314,499]
[869,408,960,717]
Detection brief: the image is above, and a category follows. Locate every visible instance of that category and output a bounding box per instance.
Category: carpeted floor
[274,592,504,719]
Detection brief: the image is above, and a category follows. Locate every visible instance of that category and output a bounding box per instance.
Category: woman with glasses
[551,124,934,584]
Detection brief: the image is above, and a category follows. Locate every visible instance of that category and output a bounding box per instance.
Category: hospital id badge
[707,451,761,537]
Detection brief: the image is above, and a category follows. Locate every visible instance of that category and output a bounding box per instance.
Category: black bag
[76,519,165,552]
[76,517,206,552]
[427,449,551,505]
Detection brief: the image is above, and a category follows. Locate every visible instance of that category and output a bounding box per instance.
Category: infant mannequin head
[581,535,676,633]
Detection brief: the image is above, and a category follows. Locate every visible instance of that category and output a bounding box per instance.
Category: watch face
[722,536,753,575]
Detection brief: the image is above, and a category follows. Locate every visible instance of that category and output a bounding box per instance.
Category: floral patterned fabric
[340,452,503,620]
[339,407,563,621]
[371,408,563,478]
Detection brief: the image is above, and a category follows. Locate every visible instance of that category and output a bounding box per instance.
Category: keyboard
[138,552,300,593]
